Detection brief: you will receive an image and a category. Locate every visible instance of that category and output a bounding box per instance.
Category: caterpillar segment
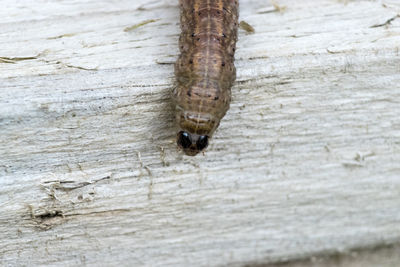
[173,0,239,156]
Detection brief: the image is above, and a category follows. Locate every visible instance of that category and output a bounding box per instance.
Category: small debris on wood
[258,1,287,14]
[124,19,160,32]
[239,21,255,34]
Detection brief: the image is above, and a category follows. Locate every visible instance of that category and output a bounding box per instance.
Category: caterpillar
[173,0,239,156]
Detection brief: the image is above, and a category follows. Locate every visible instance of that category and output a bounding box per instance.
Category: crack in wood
[370,15,399,28]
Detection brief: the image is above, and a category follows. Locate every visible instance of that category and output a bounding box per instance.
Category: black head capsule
[177,131,209,156]
[196,135,208,151]
[177,131,192,149]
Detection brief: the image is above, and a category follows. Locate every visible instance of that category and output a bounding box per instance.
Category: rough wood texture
[1,0,400,266]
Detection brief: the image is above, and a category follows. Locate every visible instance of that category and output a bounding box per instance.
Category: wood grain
[1,0,400,266]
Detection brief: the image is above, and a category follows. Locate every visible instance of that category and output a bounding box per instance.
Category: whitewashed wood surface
[1,0,400,266]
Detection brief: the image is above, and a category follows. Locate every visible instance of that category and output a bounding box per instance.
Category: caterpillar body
[173,0,239,156]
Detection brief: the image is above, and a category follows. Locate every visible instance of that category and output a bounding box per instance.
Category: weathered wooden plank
[1,0,400,266]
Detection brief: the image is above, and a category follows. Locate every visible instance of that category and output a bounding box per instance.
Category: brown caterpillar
[173,0,239,156]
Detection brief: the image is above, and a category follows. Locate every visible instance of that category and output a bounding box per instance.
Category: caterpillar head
[177,131,209,156]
